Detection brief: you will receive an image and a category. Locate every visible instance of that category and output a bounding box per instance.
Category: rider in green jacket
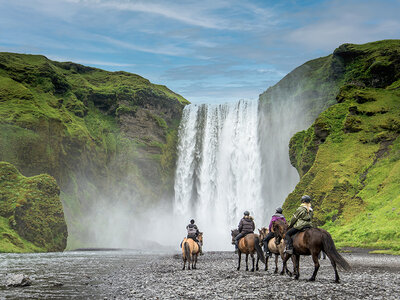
[284,195,313,254]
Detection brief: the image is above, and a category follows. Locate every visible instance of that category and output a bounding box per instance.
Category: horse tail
[184,242,191,264]
[321,230,351,271]
[254,236,266,264]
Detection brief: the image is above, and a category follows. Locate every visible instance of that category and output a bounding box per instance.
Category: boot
[234,241,239,254]
[199,244,203,256]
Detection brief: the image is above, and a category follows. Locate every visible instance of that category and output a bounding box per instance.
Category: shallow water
[1,251,400,299]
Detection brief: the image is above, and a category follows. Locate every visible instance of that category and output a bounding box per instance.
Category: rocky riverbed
[0,250,399,299]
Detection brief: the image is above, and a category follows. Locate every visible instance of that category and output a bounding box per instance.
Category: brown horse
[181,232,203,270]
[273,219,351,282]
[258,227,287,273]
[231,229,265,271]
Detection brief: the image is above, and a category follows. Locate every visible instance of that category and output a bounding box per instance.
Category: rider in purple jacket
[263,207,287,256]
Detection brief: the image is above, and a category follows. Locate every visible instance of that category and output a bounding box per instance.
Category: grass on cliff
[0,161,67,252]
[284,40,400,253]
[0,217,44,253]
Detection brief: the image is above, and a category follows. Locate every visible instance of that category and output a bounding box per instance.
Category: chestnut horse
[181,232,203,270]
[231,229,265,271]
[258,227,287,273]
[273,219,350,282]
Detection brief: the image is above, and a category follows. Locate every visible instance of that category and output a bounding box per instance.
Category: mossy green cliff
[0,53,188,250]
[0,161,67,252]
[281,40,400,254]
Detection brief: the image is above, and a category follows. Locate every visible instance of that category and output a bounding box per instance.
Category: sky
[0,0,399,104]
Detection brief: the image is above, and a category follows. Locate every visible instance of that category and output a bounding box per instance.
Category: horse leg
[245,254,249,271]
[193,254,197,270]
[237,252,241,271]
[281,254,292,277]
[251,254,255,272]
[182,257,186,270]
[294,255,300,280]
[255,256,259,271]
[274,254,278,274]
[309,252,320,281]
[326,253,340,283]
[265,254,268,271]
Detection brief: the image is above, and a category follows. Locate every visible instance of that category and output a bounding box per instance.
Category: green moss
[0,52,188,249]
[0,162,67,252]
[283,41,400,252]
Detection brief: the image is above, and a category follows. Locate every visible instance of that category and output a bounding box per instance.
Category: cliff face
[281,40,400,253]
[0,53,188,249]
[0,162,67,252]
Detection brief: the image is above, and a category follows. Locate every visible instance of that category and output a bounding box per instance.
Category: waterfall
[174,100,264,250]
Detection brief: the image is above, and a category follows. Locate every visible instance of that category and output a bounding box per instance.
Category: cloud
[286,0,400,50]
[63,0,276,31]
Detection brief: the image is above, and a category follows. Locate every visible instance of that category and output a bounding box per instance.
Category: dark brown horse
[231,229,265,271]
[273,219,351,283]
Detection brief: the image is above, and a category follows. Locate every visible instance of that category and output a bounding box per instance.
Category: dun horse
[273,219,351,282]
[181,232,203,270]
[231,229,265,271]
[258,227,287,273]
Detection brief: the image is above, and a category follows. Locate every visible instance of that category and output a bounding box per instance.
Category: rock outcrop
[0,162,67,252]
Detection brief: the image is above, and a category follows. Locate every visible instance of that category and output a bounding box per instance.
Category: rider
[234,211,255,253]
[284,195,313,255]
[186,219,203,255]
[263,207,287,256]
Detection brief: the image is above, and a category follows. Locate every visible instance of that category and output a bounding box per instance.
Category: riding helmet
[301,195,311,203]
[275,207,283,214]
[190,219,195,224]
[243,211,250,216]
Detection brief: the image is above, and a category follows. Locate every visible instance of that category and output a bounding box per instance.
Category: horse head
[258,227,268,241]
[198,232,203,246]
[231,229,239,245]
[272,219,287,241]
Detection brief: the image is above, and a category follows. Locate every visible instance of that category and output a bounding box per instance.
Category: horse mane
[272,219,288,238]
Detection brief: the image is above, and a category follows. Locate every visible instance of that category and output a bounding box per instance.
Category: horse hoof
[335,280,340,284]
[308,277,315,282]
[246,268,249,271]
[295,276,299,280]
[256,267,259,271]
[280,271,284,276]
[237,267,240,271]
[274,270,278,274]
[251,268,254,272]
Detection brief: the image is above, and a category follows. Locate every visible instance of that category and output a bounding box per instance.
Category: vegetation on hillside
[0,162,67,252]
[0,53,188,250]
[284,40,400,254]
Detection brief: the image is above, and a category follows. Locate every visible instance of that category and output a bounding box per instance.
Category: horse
[181,232,203,270]
[231,229,265,271]
[258,227,287,273]
[273,219,351,283]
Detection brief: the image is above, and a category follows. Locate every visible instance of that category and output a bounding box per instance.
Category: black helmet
[190,219,195,224]
[243,211,250,216]
[301,195,311,203]
[275,207,283,214]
